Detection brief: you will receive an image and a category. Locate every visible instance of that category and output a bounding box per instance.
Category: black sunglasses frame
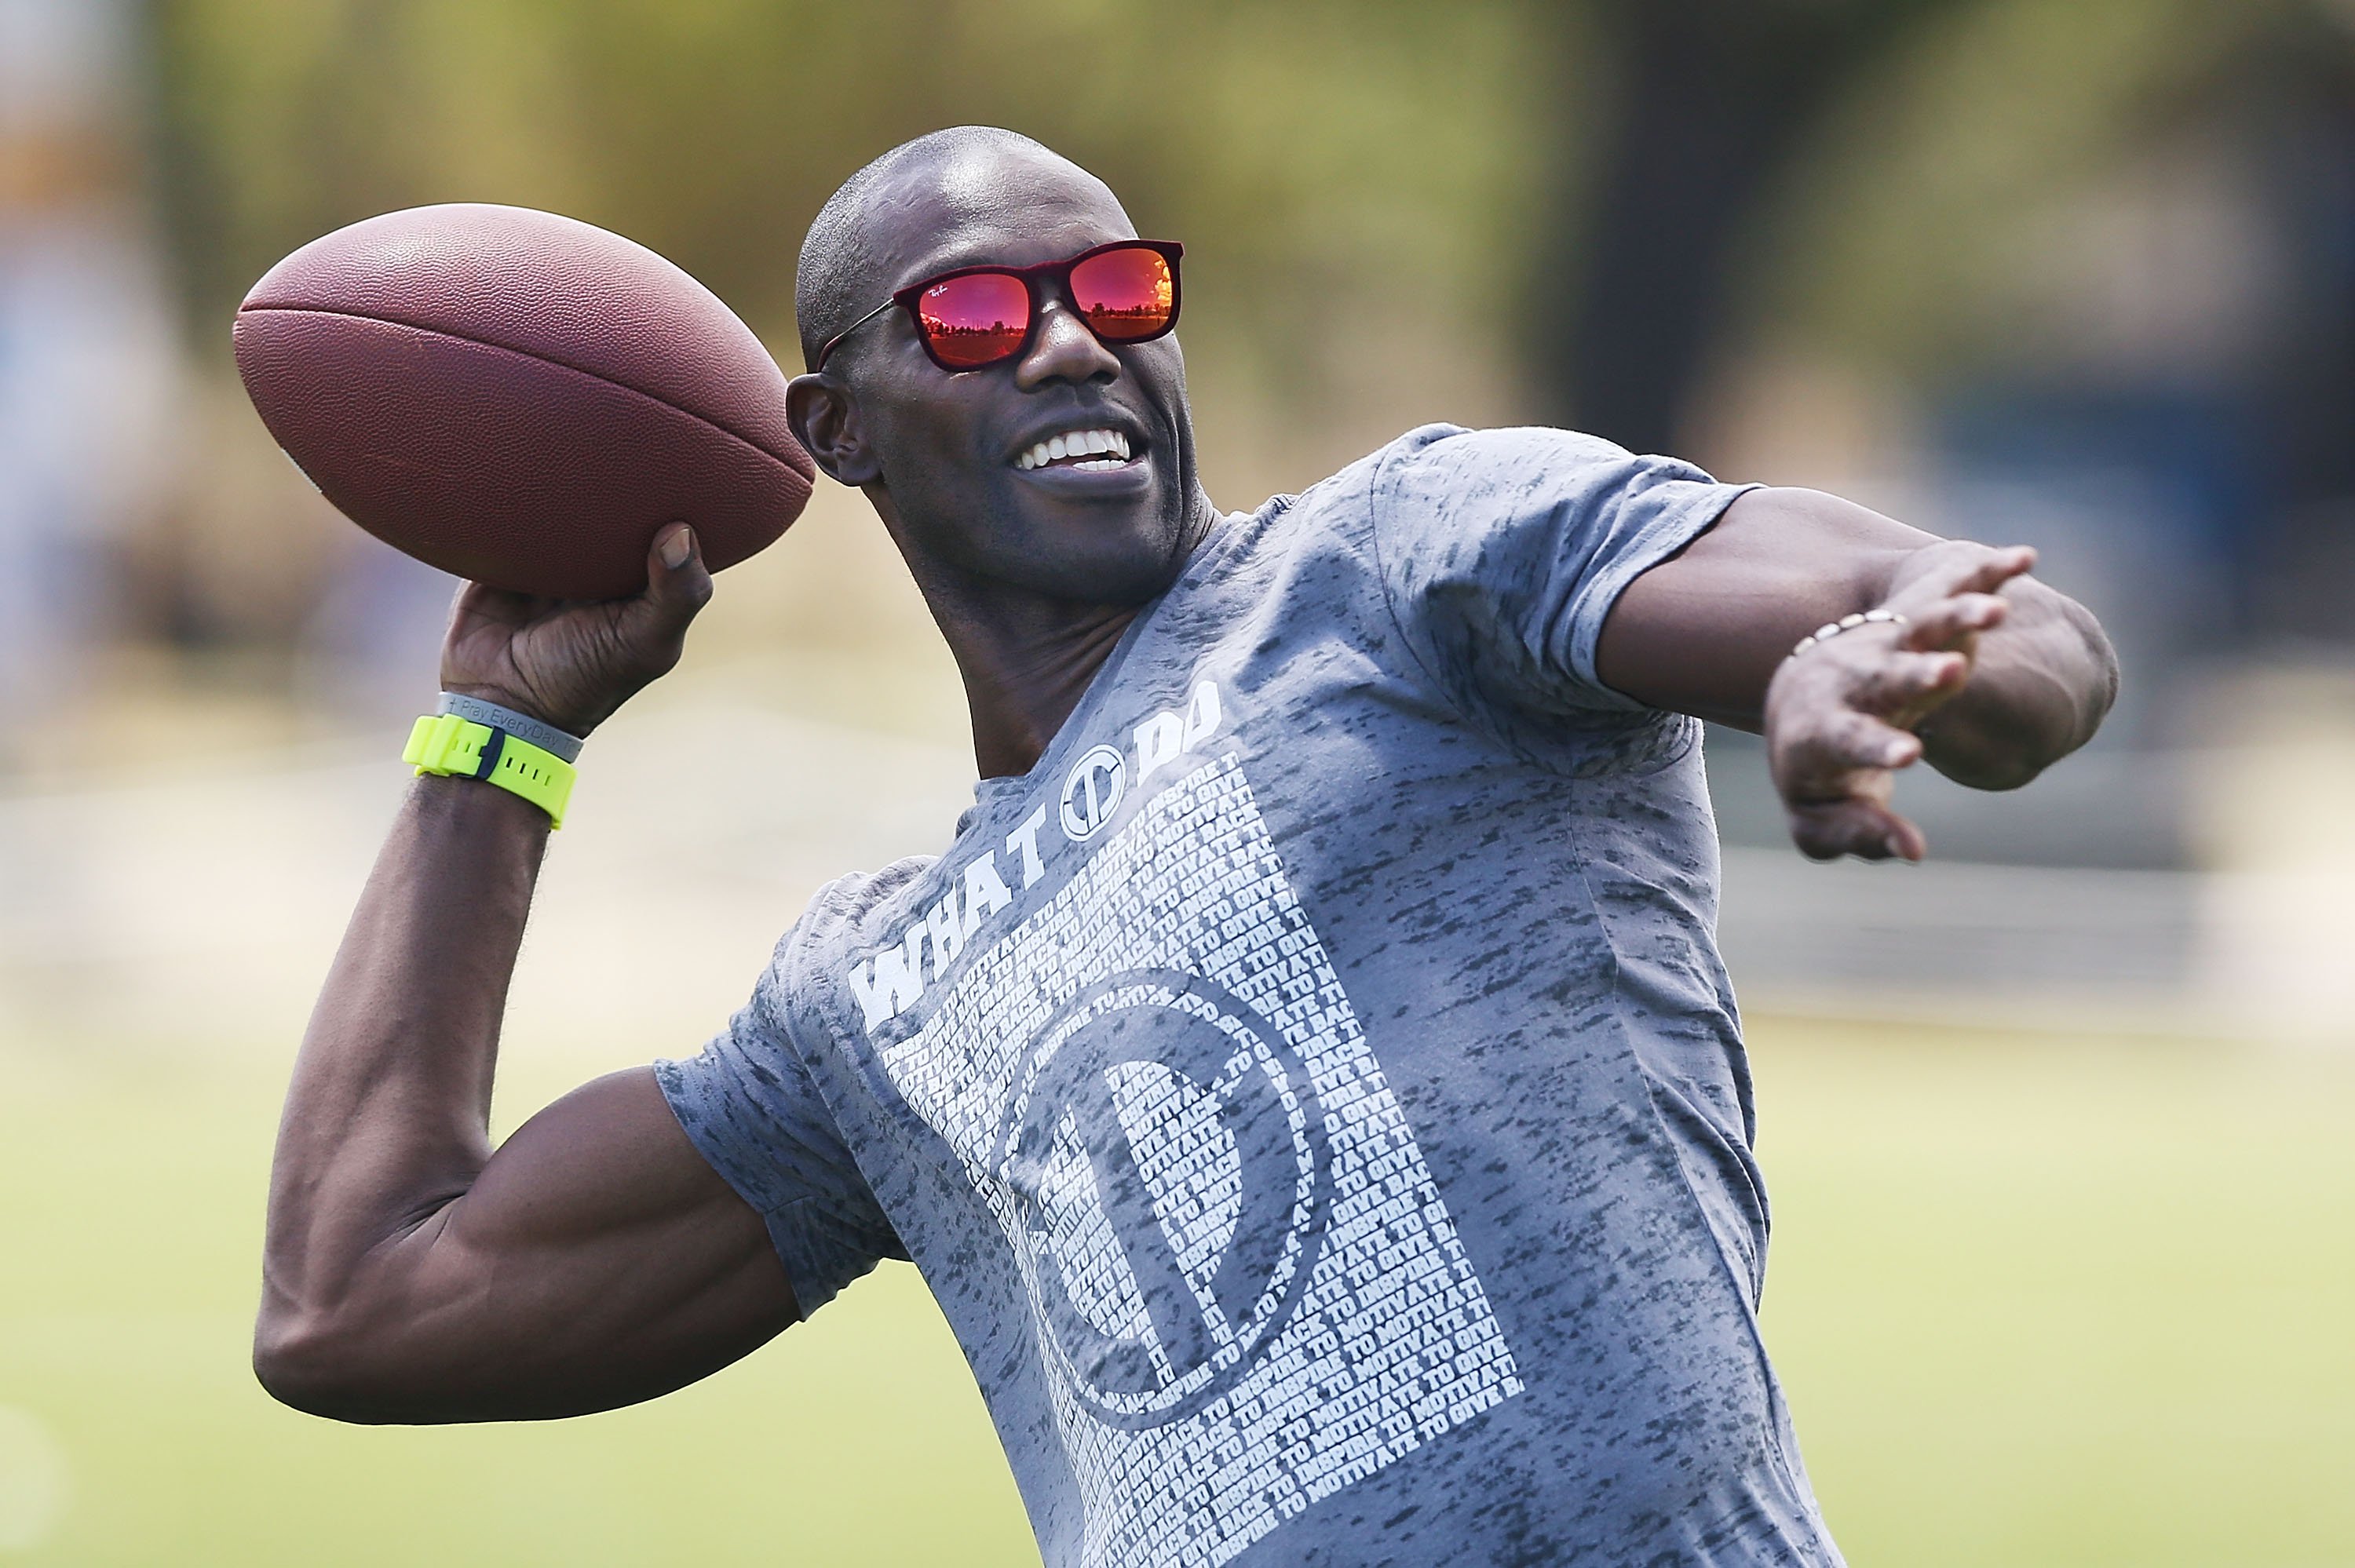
[816,239,1184,374]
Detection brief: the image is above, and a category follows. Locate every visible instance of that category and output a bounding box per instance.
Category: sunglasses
[816,239,1183,373]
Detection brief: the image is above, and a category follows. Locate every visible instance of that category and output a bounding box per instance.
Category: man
[257,127,2116,1566]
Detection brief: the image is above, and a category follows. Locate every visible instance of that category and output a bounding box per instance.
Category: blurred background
[2,0,2352,1562]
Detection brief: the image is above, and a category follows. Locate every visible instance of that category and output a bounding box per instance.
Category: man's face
[814,155,1204,607]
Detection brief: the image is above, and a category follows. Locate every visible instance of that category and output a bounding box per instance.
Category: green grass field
[3,1016,2351,1565]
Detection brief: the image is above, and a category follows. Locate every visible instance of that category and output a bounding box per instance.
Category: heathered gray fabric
[658,424,1843,1568]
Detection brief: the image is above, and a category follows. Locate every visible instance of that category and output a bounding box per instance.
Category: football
[233,202,814,601]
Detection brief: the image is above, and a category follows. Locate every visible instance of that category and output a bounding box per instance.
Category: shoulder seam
[1366,432,1470,728]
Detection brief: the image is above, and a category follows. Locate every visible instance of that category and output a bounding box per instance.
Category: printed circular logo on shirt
[1059,744,1128,841]
[992,971,1327,1428]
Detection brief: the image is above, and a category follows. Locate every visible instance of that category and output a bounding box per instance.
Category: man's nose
[1014,301,1120,390]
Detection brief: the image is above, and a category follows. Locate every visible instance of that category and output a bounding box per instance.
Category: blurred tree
[2240,5,2355,638]
[1529,0,1976,455]
[137,0,1556,648]
[144,0,1543,374]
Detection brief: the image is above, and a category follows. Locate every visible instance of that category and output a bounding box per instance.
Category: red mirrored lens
[915,272,1031,366]
[1068,246,1175,341]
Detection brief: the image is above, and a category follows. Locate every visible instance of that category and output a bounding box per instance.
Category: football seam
[235,304,813,478]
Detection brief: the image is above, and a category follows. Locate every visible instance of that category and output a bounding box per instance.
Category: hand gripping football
[234,203,814,601]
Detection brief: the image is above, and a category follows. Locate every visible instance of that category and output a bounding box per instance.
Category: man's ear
[787,374,884,487]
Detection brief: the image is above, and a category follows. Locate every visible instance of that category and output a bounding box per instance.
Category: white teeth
[1015,428,1134,471]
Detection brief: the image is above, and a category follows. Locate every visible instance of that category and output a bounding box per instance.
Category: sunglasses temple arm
[815,296,900,371]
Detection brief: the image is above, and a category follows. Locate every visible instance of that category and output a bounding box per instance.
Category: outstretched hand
[1765,542,2037,861]
[440,523,714,737]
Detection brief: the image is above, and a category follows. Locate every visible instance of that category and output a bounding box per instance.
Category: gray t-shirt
[659,425,1842,1568]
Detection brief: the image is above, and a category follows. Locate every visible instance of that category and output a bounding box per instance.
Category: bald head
[794,126,1132,370]
[780,125,1210,637]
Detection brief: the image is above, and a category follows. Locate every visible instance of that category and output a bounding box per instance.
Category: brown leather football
[234,202,813,601]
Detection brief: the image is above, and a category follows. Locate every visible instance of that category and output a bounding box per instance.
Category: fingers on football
[451,579,547,630]
[633,524,714,640]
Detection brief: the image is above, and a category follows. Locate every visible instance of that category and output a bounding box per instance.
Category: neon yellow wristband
[403,713,577,829]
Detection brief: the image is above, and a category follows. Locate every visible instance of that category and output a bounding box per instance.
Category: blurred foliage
[1534,0,1982,447]
[148,0,1553,392]
[1751,0,2350,378]
[133,0,2355,650]
[148,0,2355,436]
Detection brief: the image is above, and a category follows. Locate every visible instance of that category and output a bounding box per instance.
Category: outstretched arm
[1596,487,2119,859]
[255,525,797,1424]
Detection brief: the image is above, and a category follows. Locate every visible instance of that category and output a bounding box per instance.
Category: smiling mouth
[1013,426,1136,472]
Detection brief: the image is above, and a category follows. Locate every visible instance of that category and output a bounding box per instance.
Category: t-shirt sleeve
[1371,424,1758,722]
[655,972,907,1318]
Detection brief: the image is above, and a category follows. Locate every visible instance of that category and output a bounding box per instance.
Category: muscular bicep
[1595,486,1932,729]
[261,1067,796,1423]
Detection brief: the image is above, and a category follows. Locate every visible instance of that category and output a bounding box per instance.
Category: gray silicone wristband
[435,693,586,764]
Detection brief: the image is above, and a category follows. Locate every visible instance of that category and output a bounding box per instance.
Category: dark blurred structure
[1535,0,1968,458]
[1927,5,2355,655]
[1539,0,2354,653]
[1519,0,2355,881]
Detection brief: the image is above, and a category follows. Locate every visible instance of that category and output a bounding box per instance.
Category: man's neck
[946,597,1141,779]
[879,496,1218,781]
